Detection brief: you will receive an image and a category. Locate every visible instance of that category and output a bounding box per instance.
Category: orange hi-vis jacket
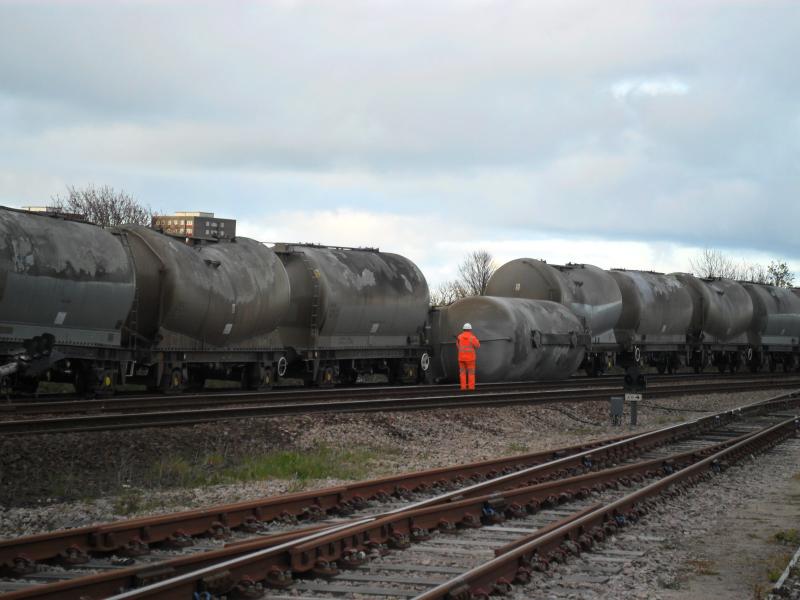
[457,330,480,361]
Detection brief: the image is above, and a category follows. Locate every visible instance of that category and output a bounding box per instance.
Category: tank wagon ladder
[299,252,321,346]
[116,232,140,380]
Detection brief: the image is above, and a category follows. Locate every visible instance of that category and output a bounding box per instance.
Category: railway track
[2,375,799,436]
[4,371,795,415]
[1,390,798,599]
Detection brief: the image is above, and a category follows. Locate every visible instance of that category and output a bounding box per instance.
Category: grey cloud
[1,0,798,259]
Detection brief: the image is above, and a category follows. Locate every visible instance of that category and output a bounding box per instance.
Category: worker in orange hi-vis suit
[456,323,480,390]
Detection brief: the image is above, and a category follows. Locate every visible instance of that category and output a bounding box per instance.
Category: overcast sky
[1,1,798,287]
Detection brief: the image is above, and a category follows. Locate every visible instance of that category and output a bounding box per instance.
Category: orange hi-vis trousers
[459,360,476,390]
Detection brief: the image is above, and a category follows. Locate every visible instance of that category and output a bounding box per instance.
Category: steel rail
[413,415,800,599]
[5,373,796,417]
[101,418,799,600]
[1,424,767,600]
[2,380,798,436]
[1,391,795,597]
[0,432,636,570]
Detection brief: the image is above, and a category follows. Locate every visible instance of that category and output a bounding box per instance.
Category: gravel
[0,388,792,541]
[515,433,800,599]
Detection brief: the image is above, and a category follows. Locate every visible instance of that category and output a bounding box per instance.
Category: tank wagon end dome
[485,257,569,303]
[0,206,136,347]
[119,226,291,346]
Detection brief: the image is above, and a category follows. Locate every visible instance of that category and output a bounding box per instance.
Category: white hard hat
[463,323,472,330]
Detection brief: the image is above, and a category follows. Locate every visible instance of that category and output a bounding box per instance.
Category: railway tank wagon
[741,282,800,372]
[272,243,431,385]
[608,270,694,373]
[672,274,754,372]
[428,296,588,383]
[485,259,622,375]
[0,207,136,394]
[119,225,292,391]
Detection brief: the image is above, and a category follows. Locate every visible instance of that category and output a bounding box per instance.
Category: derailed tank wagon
[485,259,622,376]
[429,296,588,383]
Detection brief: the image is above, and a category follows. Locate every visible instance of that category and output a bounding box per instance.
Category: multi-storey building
[151,212,236,240]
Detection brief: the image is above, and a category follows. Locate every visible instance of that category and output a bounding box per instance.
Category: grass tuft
[774,529,800,545]
[146,445,378,489]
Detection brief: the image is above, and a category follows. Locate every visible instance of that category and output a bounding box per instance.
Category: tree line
[689,248,794,288]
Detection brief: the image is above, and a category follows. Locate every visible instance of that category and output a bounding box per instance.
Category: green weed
[774,529,800,545]
[505,442,529,455]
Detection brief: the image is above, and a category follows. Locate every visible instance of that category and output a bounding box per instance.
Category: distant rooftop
[22,206,57,212]
[174,211,214,217]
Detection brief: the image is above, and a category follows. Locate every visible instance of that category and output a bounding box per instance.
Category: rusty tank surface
[673,274,754,342]
[121,226,290,347]
[486,258,621,340]
[273,244,430,351]
[608,270,693,348]
[741,282,800,347]
[429,296,587,383]
[0,206,135,347]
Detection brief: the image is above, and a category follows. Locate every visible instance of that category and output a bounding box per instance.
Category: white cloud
[235,208,800,290]
[611,77,690,99]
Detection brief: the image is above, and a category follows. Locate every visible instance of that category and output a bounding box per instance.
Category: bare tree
[689,248,739,279]
[738,261,768,284]
[689,249,795,286]
[52,184,155,227]
[430,280,466,307]
[430,249,498,306]
[457,250,497,297]
[767,260,795,288]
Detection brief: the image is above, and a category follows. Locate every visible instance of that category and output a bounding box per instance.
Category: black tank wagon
[0,206,433,395]
[272,243,431,385]
[0,207,136,393]
[485,259,623,375]
[428,296,588,383]
[3,201,799,398]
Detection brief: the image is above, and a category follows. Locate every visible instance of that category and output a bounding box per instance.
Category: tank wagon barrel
[741,282,800,372]
[429,296,588,383]
[485,258,622,376]
[272,243,431,386]
[118,225,292,391]
[0,207,136,393]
